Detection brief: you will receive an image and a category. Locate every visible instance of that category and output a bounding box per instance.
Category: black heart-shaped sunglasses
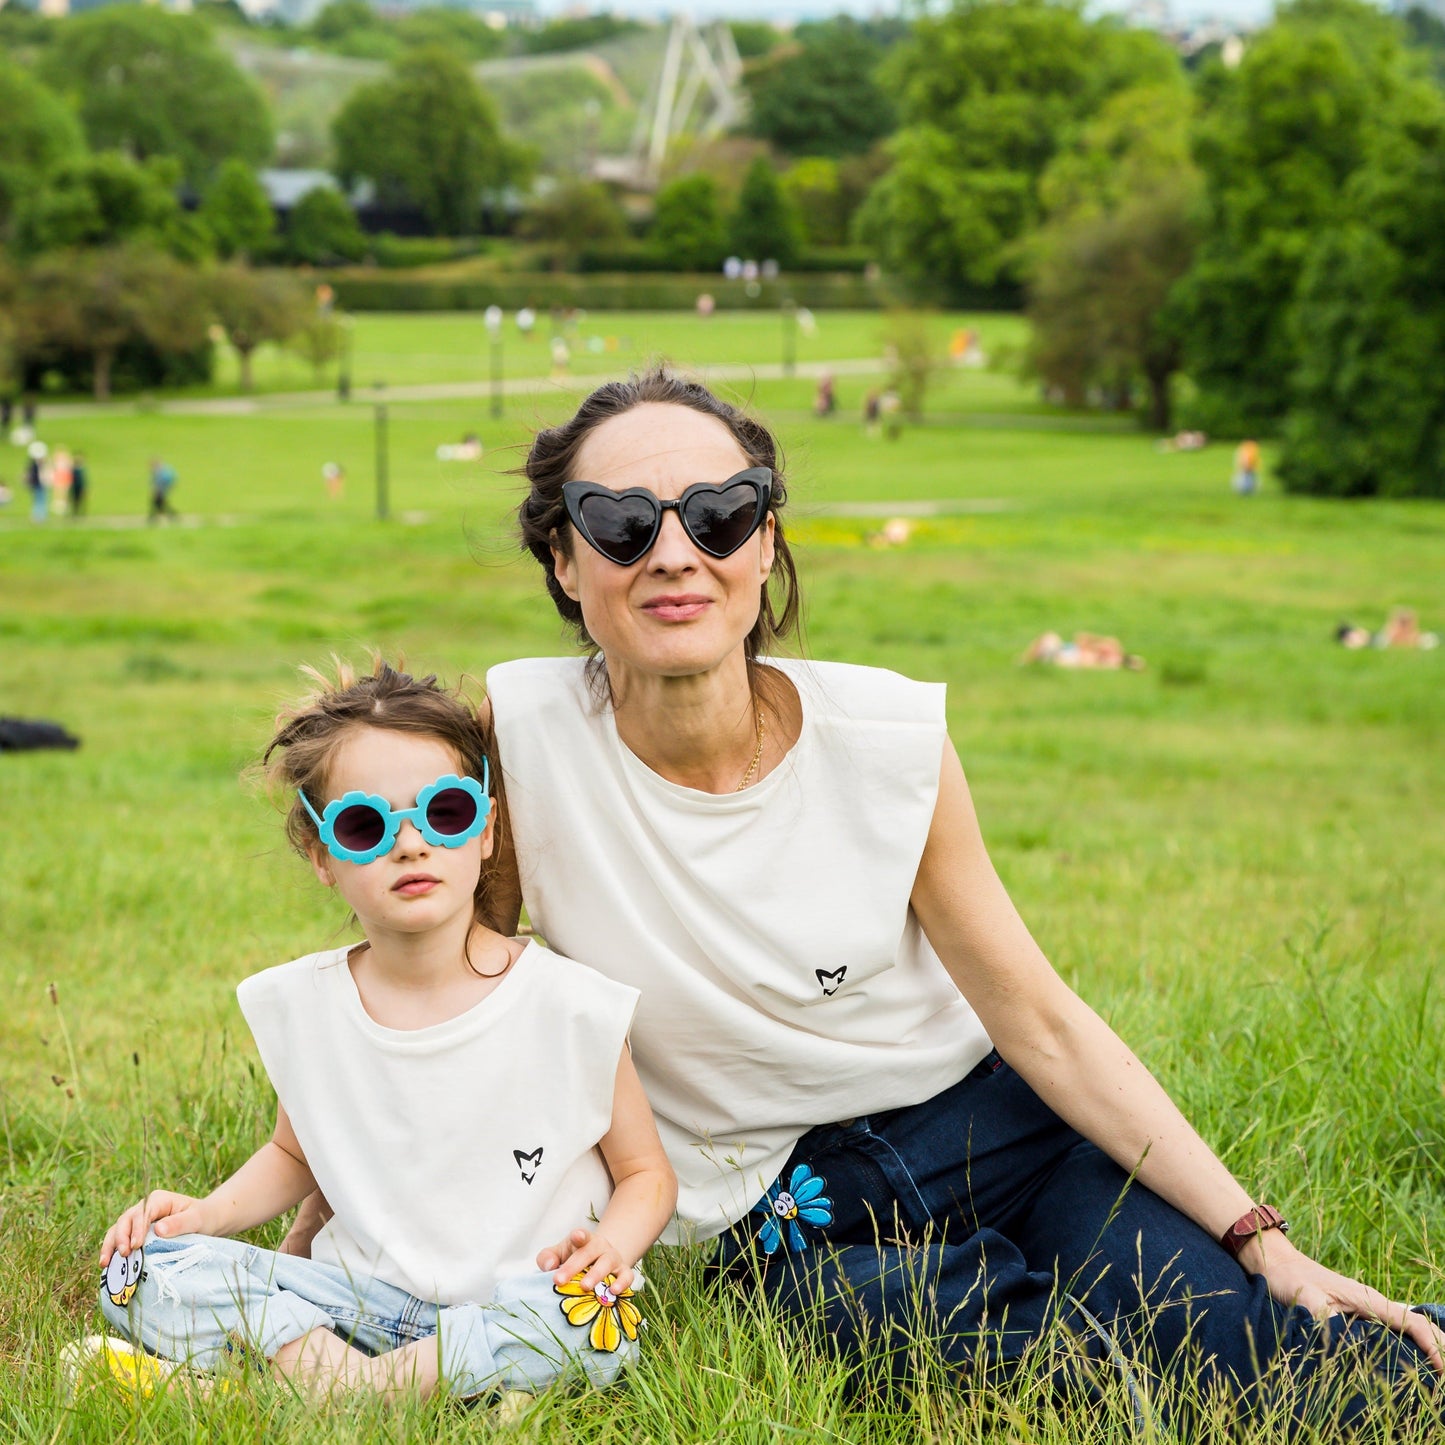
[561,467,773,567]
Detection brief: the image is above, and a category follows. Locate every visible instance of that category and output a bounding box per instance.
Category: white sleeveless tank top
[487,657,993,1242]
[237,939,637,1304]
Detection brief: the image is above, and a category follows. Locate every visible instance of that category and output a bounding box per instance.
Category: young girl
[88,659,677,1401]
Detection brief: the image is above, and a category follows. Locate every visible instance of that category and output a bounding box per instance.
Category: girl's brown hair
[262,656,507,935]
[517,366,802,689]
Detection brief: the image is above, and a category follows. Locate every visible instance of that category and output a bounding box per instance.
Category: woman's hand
[537,1228,633,1293]
[1243,1234,1444,1373]
[99,1191,212,1267]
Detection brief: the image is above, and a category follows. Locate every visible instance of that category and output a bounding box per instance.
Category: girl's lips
[642,595,711,622]
[392,876,439,896]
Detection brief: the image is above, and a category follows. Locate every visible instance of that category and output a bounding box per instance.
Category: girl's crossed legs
[99,1231,635,1399]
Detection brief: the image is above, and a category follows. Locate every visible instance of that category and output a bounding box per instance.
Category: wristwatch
[1220,1204,1290,1261]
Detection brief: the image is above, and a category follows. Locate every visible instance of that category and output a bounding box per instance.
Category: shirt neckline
[326,937,537,1049]
[602,659,811,809]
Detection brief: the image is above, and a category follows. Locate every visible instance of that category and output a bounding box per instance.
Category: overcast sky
[602,0,1274,28]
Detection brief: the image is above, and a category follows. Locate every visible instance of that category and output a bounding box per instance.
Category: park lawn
[85,308,1032,401]
[1,369,1443,1441]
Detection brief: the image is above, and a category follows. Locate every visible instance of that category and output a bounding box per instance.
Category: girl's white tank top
[238,939,637,1304]
[488,656,992,1243]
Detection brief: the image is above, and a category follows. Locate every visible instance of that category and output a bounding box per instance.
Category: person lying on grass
[91,658,676,1402]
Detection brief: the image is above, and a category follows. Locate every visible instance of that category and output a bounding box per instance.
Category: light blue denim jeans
[98,1231,638,1398]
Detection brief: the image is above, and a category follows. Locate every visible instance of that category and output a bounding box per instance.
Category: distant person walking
[813,372,836,419]
[70,453,88,518]
[148,458,178,523]
[26,442,49,523]
[1232,439,1260,496]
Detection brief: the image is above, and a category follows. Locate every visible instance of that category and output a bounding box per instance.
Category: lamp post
[485,305,504,420]
[781,295,798,378]
[337,313,353,402]
[373,381,389,522]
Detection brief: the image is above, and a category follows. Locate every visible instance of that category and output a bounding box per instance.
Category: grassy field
[1,320,1443,1440]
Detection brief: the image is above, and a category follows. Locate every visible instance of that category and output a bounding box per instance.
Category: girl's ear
[309,844,335,889]
[479,800,498,862]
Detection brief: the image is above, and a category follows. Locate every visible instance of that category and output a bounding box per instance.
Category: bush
[368,233,486,268]
[286,187,366,266]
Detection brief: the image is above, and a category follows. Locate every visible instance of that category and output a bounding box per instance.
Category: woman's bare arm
[911,737,1442,1370]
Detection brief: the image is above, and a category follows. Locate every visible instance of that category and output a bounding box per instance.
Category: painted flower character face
[753,1165,833,1255]
[104,1246,144,1306]
[555,1272,643,1353]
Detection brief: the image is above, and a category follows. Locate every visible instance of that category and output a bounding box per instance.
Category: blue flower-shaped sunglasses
[300,761,491,865]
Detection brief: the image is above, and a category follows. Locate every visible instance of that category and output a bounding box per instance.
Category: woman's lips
[642,594,711,622]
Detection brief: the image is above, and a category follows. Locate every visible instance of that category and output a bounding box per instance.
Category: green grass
[40,308,1031,401]
[2,348,1443,1440]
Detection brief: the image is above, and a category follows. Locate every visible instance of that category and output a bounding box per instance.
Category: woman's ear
[758,511,776,583]
[550,529,580,602]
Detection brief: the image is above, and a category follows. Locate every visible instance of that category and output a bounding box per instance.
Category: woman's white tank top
[488,656,992,1242]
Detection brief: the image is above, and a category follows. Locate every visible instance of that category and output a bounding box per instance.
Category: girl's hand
[538,1228,632,1293]
[99,1191,211,1267]
[1246,1234,1445,1374]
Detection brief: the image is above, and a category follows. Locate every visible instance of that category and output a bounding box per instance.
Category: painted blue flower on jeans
[753,1164,833,1255]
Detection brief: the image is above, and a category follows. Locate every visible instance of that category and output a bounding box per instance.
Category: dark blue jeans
[715,1053,1441,1431]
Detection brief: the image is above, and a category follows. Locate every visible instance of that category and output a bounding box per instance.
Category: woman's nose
[647,506,697,572]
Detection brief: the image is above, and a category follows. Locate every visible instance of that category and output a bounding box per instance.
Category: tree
[12,152,209,262]
[745,18,895,158]
[651,174,727,271]
[855,0,1178,298]
[727,158,802,267]
[40,8,272,189]
[1171,0,1416,432]
[519,180,626,271]
[1276,78,1445,496]
[16,247,209,400]
[200,159,276,261]
[208,266,308,392]
[396,7,505,62]
[0,60,86,243]
[286,186,367,265]
[1026,80,1201,430]
[289,312,344,384]
[332,48,523,235]
[1029,187,1198,429]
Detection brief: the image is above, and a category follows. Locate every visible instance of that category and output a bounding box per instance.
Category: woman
[296,369,1441,1425]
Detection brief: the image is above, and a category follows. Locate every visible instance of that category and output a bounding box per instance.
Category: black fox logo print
[513,1147,543,1184]
[815,966,847,997]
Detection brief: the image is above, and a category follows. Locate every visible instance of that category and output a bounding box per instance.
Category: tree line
[5,0,1445,494]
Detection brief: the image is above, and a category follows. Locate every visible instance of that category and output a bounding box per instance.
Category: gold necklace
[735,705,766,791]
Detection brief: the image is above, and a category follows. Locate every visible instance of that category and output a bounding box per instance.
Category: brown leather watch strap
[1220,1204,1290,1260]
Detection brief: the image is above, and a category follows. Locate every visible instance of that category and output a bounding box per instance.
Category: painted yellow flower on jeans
[555,1272,643,1353]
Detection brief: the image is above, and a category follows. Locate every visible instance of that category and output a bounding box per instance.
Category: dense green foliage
[285,186,368,266]
[651,174,728,272]
[200,158,277,262]
[744,18,895,158]
[332,48,523,236]
[727,157,803,267]
[38,7,272,189]
[856,0,1177,296]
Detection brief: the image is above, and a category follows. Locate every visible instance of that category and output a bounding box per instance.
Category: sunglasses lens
[579,492,657,565]
[425,787,479,838]
[685,481,762,557]
[332,802,387,853]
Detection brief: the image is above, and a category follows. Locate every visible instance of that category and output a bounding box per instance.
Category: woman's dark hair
[518,367,802,681]
[261,655,509,939]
